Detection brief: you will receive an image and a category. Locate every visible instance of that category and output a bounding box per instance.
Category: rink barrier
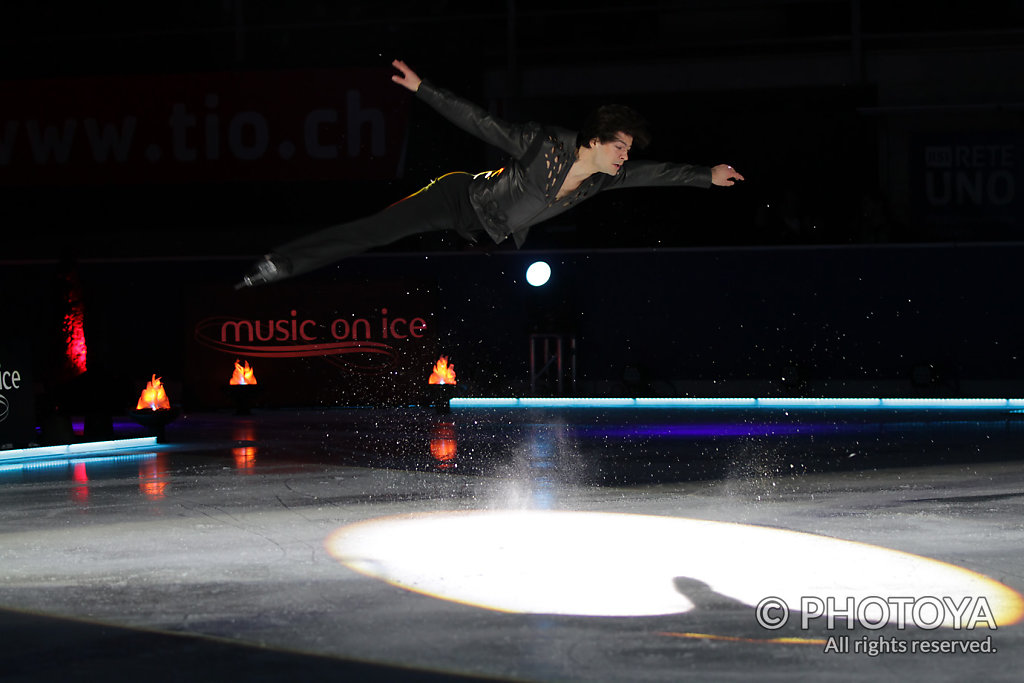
[449,397,1024,410]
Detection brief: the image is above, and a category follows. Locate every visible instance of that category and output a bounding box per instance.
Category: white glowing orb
[326,510,1024,624]
[525,261,551,287]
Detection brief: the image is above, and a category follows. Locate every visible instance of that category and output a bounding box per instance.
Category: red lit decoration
[62,271,87,376]
[63,305,87,375]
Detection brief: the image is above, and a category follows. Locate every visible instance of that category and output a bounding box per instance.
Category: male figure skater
[235,60,744,289]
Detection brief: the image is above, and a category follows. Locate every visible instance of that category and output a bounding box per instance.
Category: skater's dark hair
[577,104,651,150]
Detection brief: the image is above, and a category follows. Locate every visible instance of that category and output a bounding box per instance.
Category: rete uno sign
[913,132,1021,226]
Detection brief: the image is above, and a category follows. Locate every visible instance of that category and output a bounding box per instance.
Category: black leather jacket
[416,81,713,247]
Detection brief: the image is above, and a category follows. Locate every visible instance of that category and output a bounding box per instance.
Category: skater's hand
[711,164,744,186]
[391,59,421,92]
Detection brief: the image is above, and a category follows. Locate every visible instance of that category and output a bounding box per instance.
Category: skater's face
[591,132,632,175]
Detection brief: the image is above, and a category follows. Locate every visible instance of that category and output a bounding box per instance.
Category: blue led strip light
[450,397,1024,410]
[0,451,158,474]
[0,437,160,464]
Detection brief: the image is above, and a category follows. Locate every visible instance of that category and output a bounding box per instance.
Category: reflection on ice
[138,454,169,499]
[71,461,89,503]
[232,421,258,472]
[429,421,457,470]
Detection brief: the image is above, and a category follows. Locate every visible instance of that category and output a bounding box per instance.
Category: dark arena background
[2,3,1024,681]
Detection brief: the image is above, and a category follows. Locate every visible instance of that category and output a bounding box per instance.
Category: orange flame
[428,355,456,385]
[136,374,171,411]
[229,359,257,385]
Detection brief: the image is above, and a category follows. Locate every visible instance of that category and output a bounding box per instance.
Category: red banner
[185,278,442,409]
[0,68,410,184]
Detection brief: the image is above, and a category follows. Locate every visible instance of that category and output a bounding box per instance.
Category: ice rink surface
[2,407,1023,681]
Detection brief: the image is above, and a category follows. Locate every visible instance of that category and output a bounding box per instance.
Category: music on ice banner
[0,339,35,449]
[185,278,442,409]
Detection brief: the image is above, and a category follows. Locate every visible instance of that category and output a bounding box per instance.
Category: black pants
[274,172,482,278]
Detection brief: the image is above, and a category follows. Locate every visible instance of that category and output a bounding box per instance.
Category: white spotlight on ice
[326,510,1024,622]
[526,261,551,287]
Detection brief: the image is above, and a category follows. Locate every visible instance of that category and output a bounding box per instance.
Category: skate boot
[234,254,289,289]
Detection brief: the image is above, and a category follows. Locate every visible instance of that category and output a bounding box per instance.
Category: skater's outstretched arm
[601,160,744,191]
[390,59,533,158]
